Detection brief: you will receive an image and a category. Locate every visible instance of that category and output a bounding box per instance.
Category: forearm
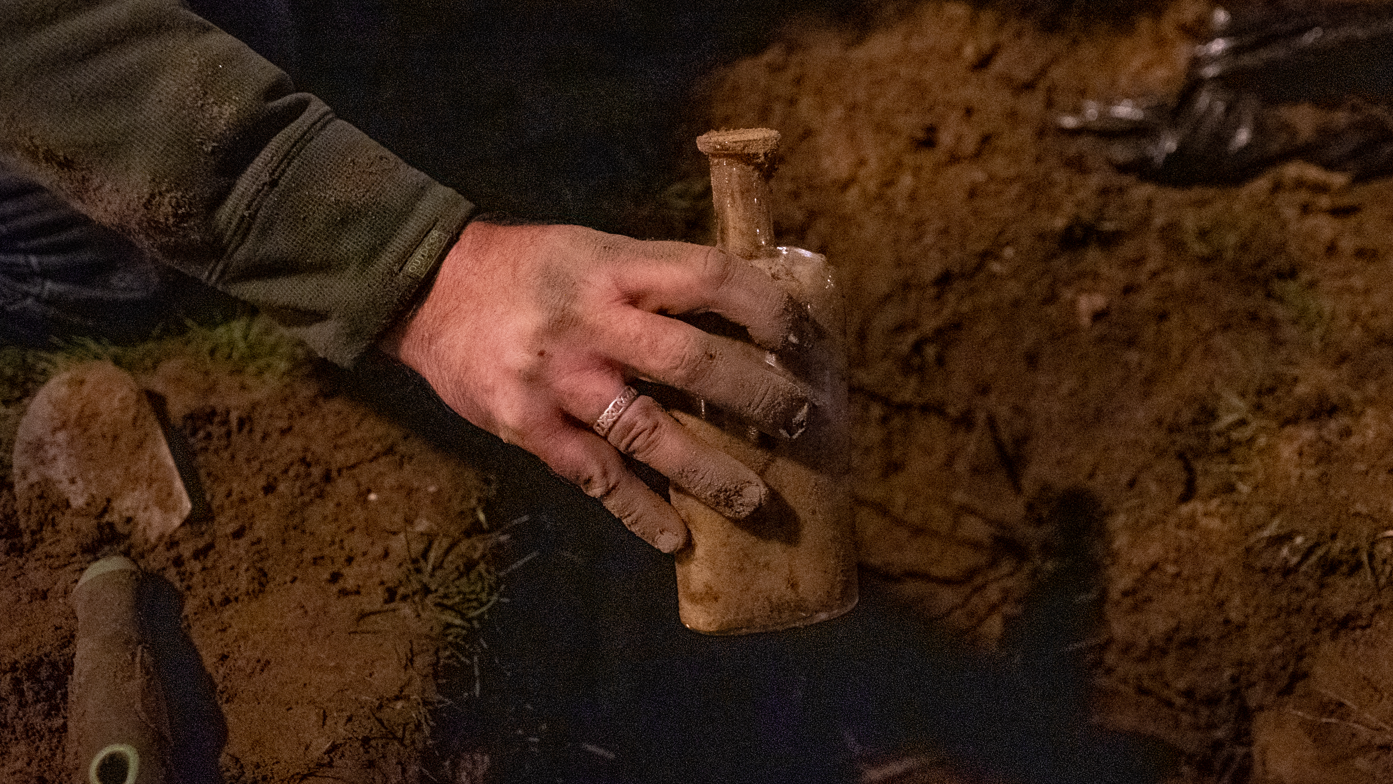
[0,0,474,363]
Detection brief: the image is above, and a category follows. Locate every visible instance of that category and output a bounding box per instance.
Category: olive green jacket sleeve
[0,0,476,365]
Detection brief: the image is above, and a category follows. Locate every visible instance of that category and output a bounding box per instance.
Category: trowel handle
[70,557,168,784]
[697,128,781,260]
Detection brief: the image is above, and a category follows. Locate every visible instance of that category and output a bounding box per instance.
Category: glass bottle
[670,128,858,635]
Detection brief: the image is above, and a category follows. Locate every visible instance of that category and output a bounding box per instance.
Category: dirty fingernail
[783,308,815,351]
[779,401,811,440]
[655,529,686,554]
[711,478,768,520]
[732,480,768,519]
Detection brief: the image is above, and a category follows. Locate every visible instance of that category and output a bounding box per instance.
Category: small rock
[1076,292,1111,327]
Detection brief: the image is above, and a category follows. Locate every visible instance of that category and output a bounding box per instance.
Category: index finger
[597,236,808,351]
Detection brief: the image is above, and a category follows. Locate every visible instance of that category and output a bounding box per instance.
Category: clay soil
[702,2,1393,781]
[9,1,1393,783]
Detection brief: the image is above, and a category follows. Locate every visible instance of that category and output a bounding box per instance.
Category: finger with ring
[593,385,640,438]
[603,312,812,440]
[589,384,768,520]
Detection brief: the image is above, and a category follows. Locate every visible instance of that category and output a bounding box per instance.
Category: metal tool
[69,556,169,784]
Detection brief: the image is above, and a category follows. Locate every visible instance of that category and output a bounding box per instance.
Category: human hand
[382,221,811,553]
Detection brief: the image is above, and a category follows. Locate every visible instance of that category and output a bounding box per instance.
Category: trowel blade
[13,361,192,543]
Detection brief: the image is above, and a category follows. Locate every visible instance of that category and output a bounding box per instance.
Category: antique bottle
[670,128,858,635]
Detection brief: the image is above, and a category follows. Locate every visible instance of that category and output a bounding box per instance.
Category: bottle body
[671,246,857,635]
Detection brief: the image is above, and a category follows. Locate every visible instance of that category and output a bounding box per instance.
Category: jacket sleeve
[0,0,476,365]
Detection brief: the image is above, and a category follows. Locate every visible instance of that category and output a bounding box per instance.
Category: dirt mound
[13,1,1393,781]
[702,1,1393,779]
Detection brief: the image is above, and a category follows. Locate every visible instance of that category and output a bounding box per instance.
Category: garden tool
[13,361,190,543]
[69,555,169,784]
[1058,3,1393,184]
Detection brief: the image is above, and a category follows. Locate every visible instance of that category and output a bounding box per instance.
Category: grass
[400,531,500,657]
[0,313,308,402]
[0,314,311,480]
[43,314,309,381]
[0,314,311,478]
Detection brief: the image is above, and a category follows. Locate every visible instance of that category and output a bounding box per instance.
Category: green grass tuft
[0,313,310,480]
[42,314,310,381]
[400,532,500,656]
[0,313,308,405]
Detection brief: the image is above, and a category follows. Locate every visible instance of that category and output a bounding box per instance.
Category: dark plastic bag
[1059,3,1393,183]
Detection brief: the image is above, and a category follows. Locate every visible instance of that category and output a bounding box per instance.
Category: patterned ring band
[593,385,640,438]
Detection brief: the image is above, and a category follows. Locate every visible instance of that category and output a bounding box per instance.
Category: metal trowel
[12,361,192,543]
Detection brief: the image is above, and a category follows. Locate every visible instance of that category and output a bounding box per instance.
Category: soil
[1,355,494,783]
[702,1,1393,781]
[8,1,1393,783]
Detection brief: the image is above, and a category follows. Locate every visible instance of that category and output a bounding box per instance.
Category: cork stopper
[696,128,782,162]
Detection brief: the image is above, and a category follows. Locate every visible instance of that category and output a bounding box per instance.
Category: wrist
[380,222,477,365]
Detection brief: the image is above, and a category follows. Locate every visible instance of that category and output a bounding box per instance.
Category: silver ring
[593,385,639,438]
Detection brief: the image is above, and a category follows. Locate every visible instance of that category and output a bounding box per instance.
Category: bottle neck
[708,155,776,260]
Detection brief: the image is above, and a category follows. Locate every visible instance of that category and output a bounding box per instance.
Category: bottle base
[681,591,859,636]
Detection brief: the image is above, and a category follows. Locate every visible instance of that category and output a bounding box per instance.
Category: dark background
[202,0,1165,231]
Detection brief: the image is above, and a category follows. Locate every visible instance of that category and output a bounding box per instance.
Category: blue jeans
[0,0,298,346]
[0,172,181,346]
